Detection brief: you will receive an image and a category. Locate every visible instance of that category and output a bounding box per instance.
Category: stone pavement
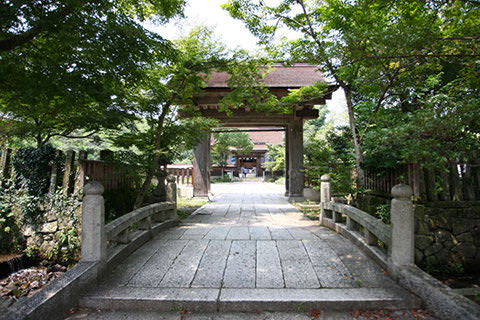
[77,182,426,318]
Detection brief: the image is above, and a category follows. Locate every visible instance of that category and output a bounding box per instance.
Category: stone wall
[17,196,82,264]
[415,201,480,272]
[354,193,480,272]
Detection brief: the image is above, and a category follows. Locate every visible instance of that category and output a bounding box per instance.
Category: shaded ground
[0,265,66,309]
[0,254,22,263]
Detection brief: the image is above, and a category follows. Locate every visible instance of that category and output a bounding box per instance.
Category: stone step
[66,309,437,320]
[79,287,422,313]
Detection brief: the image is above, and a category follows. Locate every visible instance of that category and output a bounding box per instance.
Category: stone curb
[390,264,480,320]
[79,287,422,313]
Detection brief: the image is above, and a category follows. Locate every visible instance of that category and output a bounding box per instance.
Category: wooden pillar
[284,125,290,196]
[193,131,210,198]
[63,150,76,195]
[256,156,261,177]
[288,119,304,199]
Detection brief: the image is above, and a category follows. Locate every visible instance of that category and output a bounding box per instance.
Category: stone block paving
[97,182,393,291]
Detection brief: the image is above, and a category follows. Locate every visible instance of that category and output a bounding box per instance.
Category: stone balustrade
[81,175,178,262]
[105,202,176,245]
[320,174,413,269]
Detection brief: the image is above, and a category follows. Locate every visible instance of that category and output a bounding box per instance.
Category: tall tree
[0,0,184,146]
[0,1,185,51]
[224,0,479,184]
[112,26,230,208]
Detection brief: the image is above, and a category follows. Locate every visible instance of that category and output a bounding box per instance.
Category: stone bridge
[75,182,427,319]
[7,180,480,320]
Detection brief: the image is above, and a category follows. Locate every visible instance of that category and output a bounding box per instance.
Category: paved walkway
[99,182,397,290]
[77,182,427,319]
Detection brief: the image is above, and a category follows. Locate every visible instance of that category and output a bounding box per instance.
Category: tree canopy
[0,0,184,146]
[224,0,480,181]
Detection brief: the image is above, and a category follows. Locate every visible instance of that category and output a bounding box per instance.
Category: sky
[146,0,259,52]
[145,0,347,126]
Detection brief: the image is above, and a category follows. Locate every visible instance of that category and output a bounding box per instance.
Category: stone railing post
[390,183,414,266]
[320,174,331,225]
[81,181,106,262]
[166,175,178,220]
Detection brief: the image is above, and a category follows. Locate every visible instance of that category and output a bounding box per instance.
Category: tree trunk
[133,104,171,208]
[344,87,365,188]
[134,169,154,209]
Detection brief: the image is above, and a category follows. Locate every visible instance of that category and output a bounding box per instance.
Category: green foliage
[103,188,139,223]
[107,27,227,207]
[424,260,465,276]
[280,82,329,108]
[374,204,391,225]
[54,227,79,267]
[304,123,355,195]
[224,0,480,177]
[12,145,64,197]
[0,0,183,146]
[0,177,82,264]
[219,59,331,116]
[0,198,23,253]
[263,144,285,175]
[211,176,232,183]
[110,26,225,170]
[177,197,209,219]
[360,73,480,171]
[219,56,279,114]
[32,189,81,265]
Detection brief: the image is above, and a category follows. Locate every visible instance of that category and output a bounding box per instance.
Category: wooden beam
[212,128,285,133]
[295,109,319,118]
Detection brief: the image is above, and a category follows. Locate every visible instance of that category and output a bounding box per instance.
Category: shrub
[0,196,23,254]
[12,145,64,197]
[374,204,391,224]
[211,176,232,183]
[104,188,138,223]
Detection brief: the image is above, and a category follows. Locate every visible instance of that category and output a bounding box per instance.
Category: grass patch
[302,210,319,220]
[291,201,320,220]
[211,176,232,183]
[177,197,209,220]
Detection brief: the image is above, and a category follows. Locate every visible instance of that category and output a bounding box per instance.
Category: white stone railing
[321,202,392,246]
[105,202,176,245]
[81,175,178,262]
[319,174,480,320]
[320,174,414,268]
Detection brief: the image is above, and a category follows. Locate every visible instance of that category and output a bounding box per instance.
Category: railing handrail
[322,202,392,246]
[320,173,414,269]
[81,176,178,262]
[105,202,174,241]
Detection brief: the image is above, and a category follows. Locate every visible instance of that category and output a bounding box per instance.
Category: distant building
[211,129,284,177]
